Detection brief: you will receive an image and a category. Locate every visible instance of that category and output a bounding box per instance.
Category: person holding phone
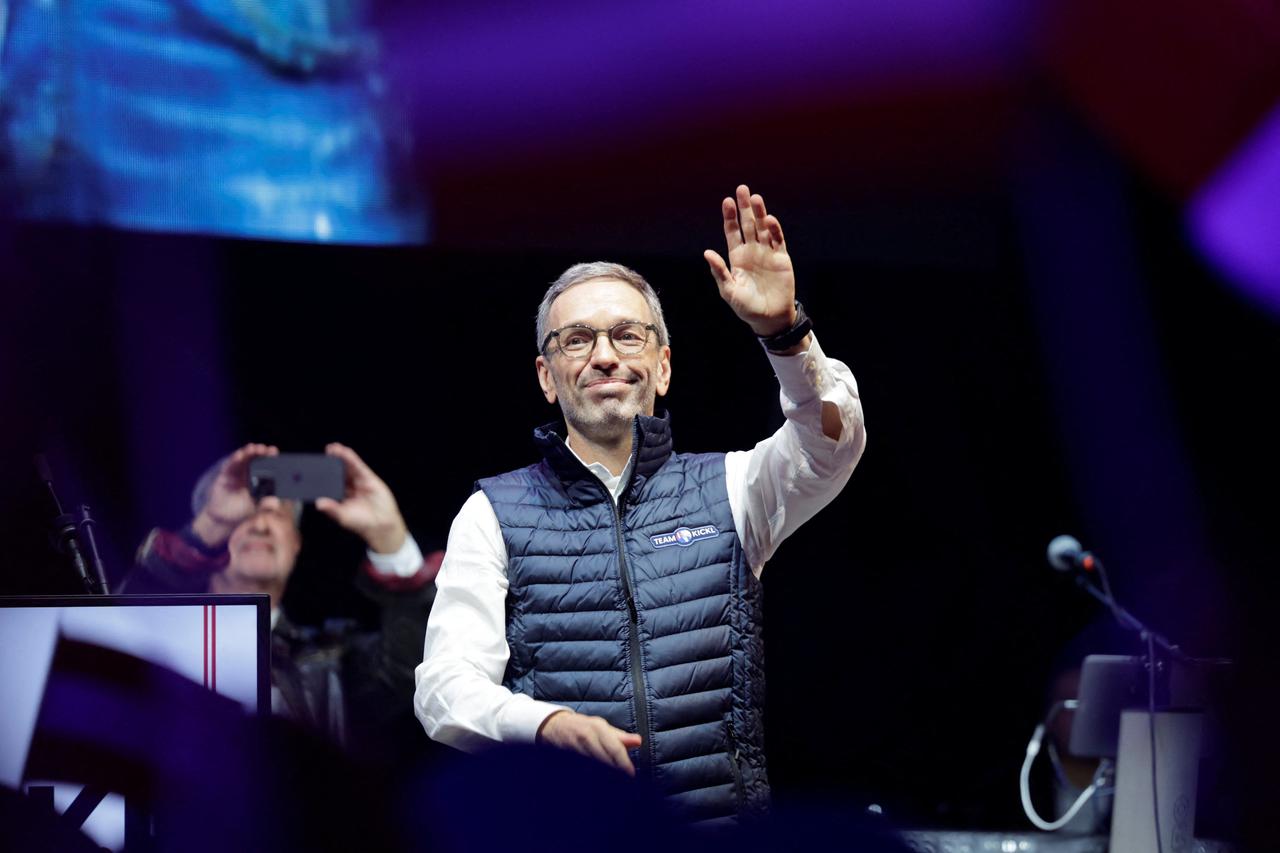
[120,442,439,761]
[414,186,867,823]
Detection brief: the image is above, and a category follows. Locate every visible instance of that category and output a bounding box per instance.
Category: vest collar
[533,412,674,505]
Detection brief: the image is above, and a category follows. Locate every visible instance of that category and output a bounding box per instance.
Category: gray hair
[535,262,670,353]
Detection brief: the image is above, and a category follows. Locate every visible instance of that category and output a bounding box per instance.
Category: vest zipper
[610,419,652,775]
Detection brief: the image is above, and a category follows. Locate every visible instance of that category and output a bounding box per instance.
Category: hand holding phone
[248,454,345,503]
[312,443,408,555]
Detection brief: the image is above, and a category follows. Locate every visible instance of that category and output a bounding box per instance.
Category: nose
[587,331,621,369]
[247,498,281,531]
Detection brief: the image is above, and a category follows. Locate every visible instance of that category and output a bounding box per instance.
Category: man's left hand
[314,443,408,554]
[704,184,799,338]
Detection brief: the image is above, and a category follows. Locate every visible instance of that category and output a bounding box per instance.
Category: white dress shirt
[414,334,866,752]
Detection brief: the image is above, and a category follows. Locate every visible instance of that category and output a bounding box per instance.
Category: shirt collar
[564,444,633,503]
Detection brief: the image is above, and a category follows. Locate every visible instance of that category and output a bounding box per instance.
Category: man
[414,185,866,822]
[122,442,439,760]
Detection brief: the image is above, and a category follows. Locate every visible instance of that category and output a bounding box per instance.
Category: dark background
[2,0,1278,838]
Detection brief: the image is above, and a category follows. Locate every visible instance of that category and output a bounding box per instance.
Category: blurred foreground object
[0,0,428,243]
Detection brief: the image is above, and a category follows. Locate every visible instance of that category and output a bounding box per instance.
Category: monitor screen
[0,594,270,850]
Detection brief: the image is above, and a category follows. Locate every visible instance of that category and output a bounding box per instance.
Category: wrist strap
[758,300,813,353]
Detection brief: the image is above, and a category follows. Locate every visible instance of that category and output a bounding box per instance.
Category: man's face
[535,278,672,443]
[223,497,301,588]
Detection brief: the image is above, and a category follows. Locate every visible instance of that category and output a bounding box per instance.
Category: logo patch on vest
[649,525,721,549]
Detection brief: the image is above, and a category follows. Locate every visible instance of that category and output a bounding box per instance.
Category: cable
[1146,632,1164,853]
[1041,700,1077,789]
[1019,701,1110,832]
[1092,557,1122,626]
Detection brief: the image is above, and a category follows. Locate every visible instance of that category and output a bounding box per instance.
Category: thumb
[703,249,732,288]
[314,497,343,519]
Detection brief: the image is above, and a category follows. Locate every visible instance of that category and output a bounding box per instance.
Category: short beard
[558,385,652,447]
[562,400,635,444]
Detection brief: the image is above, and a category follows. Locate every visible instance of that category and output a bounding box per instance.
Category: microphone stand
[37,455,110,595]
[1058,545,1201,853]
[1069,566,1188,663]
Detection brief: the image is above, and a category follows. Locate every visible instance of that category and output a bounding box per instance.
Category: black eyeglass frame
[540,321,662,358]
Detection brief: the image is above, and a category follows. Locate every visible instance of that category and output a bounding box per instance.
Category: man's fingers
[314,496,369,524]
[326,442,378,488]
[224,444,256,473]
[591,724,637,776]
[542,713,641,777]
[720,197,743,251]
[750,193,768,229]
[764,214,786,251]
[228,443,276,463]
[569,729,612,770]
[587,731,623,773]
[313,497,346,522]
[735,184,757,243]
[600,731,637,776]
[222,443,277,481]
[704,250,733,290]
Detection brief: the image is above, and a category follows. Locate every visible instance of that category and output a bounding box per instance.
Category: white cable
[1045,699,1079,787]
[1019,721,1105,831]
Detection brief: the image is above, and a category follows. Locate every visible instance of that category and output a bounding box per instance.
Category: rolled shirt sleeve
[726,333,867,576]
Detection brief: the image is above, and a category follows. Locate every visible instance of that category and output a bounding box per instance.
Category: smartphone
[248,454,345,502]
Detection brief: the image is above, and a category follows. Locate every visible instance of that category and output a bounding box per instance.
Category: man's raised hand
[314,443,408,554]
[703,184,798,338]
[192,443,279,548]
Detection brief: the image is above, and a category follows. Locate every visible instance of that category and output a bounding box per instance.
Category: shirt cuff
[498,696,573,744]
[765,332,835,407]
[366,533,424,578]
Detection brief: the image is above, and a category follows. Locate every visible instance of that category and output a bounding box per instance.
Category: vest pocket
[726,717,745,807]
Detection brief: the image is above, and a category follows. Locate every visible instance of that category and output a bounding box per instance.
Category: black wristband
[758,301,813,353]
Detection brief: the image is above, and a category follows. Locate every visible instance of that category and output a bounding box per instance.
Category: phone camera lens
[251,475,276,500]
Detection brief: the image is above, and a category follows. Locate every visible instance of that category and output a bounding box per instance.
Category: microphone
[34,453,109,595]
[1047,534,1098,573]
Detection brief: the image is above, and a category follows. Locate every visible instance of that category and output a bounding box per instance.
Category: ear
[535,355,557,404]
[654,345,672,397]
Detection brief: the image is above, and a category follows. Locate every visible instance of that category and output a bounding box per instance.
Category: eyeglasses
[541,321,660,359]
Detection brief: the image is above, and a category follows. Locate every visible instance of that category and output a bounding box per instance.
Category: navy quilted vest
[478,413,769,823]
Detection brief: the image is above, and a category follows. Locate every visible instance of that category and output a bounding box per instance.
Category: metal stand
[37,455,110,594]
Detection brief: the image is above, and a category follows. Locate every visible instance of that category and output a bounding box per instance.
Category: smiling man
[414,185,867,824]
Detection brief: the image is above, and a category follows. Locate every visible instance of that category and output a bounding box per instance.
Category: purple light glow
[387,0,1032,166]
[1189,102,1280,317]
